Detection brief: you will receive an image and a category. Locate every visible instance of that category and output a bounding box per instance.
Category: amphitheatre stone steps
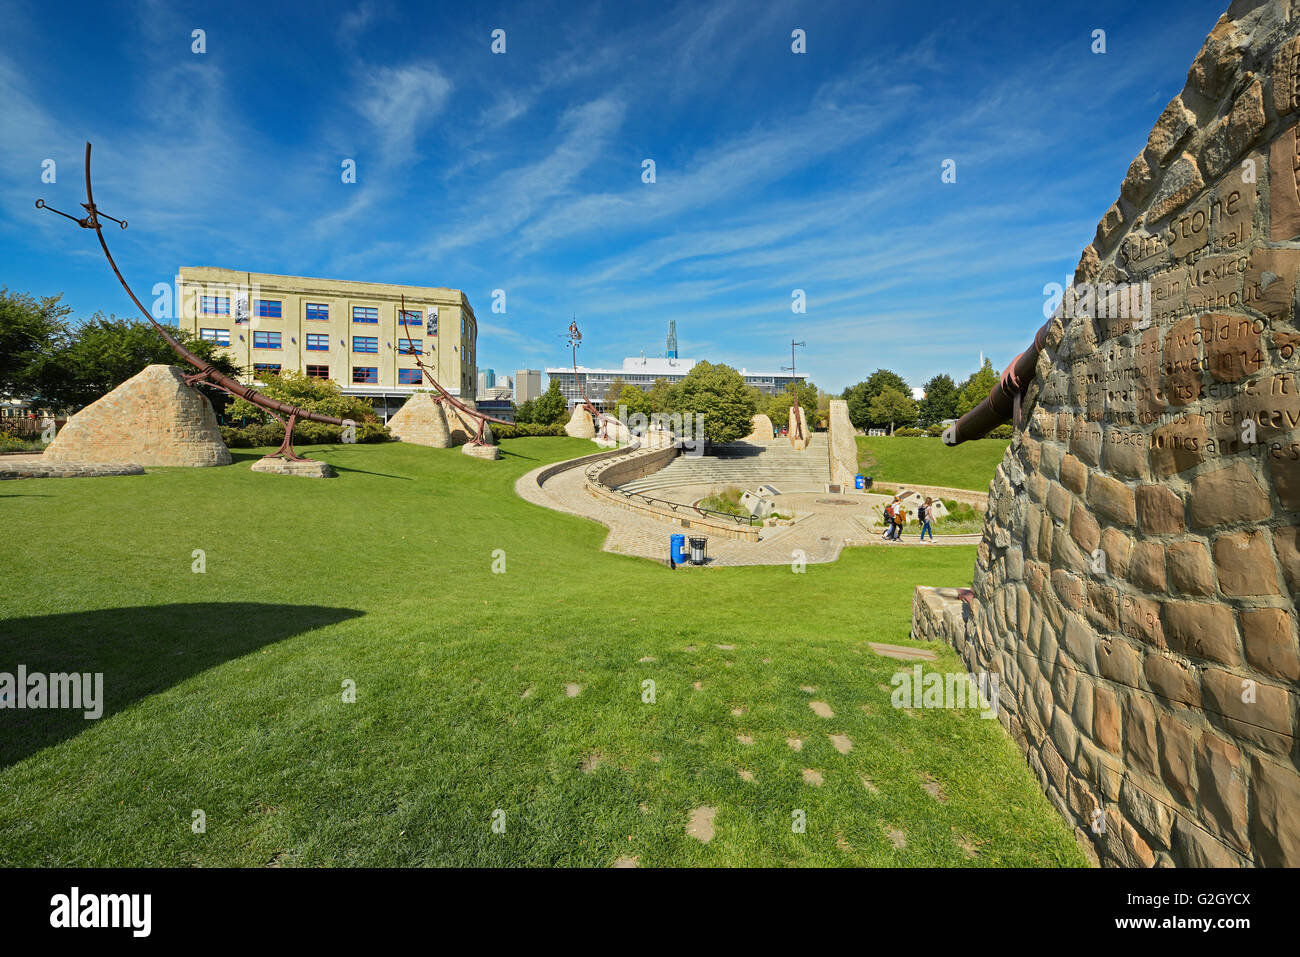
[618,439,832,494]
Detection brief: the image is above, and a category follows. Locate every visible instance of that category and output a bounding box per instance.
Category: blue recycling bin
[854,474,866,490]
[670,534,688,565]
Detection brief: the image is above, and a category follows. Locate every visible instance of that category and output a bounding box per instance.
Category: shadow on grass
[0,602,364,769]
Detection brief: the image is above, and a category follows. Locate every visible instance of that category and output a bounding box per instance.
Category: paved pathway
[516,453,980,567]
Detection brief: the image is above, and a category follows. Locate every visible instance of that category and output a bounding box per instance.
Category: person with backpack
[891,500,906,541]
[883,496,903,541]
[919,497,935,542]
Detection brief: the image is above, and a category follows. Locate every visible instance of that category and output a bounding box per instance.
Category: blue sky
[2,0,1228,393]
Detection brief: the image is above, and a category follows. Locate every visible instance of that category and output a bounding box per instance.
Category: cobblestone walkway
[516,454,981,567]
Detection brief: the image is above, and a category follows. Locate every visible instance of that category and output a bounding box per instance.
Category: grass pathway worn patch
[0,438,1085,867]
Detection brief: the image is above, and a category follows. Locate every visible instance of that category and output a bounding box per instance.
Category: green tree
[0,289,71,401]
[917,373,959,426]
[603,377,627,405]
[38,315,242,412]
[868,386,918,434]
[955,358,999,416]
[532,379,568,425]
[766,380,820,426]
[842,369,910,429]
[672,361,757,444]
[226,369,377,423]
[646,377,678,413]
[514,398,537,424]
[614,384,652,419]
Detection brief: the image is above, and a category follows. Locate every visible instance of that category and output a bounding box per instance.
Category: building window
[398,309,422,327]
[352,306,379,323]
[399,368,422,385]
[352,366,378,384]
[200,296,229,316]
[428,309,438,336]
[253,363,282,377]
[461,317,467,337]
[306,364,329,378]
[306,333,330,351]
[253,331,282,350]
[352,336,378,354]
[199,328,230,346]
[398,338,422,355]
[254,299,282,319]
[305,302,329,321]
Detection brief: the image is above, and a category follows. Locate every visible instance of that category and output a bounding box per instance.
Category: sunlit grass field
[0,438,1084,867]
[856,436,1010,492]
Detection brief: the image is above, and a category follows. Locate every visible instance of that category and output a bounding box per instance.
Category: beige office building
[515,369,542,403]
[176,267,477,420]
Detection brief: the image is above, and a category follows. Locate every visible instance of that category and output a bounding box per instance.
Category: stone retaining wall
[585,444,761,542]
[914,2,1300,867]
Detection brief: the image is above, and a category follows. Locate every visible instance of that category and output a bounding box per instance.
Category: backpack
[884,504,894,520]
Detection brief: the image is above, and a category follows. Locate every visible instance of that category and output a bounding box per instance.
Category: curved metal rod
[56,143,348,444]
[943,316,1053,446]
[568,319,620,440]
[397,296,511,446]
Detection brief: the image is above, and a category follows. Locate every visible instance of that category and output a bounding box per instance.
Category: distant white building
[545,355,806,410]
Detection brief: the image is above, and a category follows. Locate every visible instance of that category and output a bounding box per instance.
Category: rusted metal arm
[38,143,348,440]
[397,297,511,445]
[943,317,1053,446]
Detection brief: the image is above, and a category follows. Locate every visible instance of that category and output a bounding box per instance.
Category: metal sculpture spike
[36,143,348,464]
[567,318,618,440]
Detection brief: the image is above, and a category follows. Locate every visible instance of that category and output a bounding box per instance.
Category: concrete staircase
[618,435,831,494]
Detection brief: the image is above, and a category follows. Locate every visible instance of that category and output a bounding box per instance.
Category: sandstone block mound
[913,2,1300,868]
[565,405,596,438]
[44,364,231,467]
[745,413,774,442]
[387,392,452,447]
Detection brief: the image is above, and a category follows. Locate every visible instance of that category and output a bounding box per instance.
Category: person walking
[919,497,935,542]
[889,496,905,542]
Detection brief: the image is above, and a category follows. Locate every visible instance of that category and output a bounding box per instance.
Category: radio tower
[665,320,678,359]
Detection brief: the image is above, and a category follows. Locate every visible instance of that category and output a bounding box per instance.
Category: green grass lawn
[857,436,1010,492]
[0,439,1084,867]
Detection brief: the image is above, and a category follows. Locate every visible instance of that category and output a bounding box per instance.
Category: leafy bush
[220,421,390,448]
[987,423,1014,439]
[490,421,569,439]
[227,370,379,424]
[893,426,925,437]
[698,485,749,517]
[0,430,36,452]
[926,423,946,437]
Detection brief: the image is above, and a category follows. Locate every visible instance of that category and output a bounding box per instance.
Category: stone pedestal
[462,443,501,460]
[788,406,808,451]
[387,392,452,447]
[828,399,857,488]
[565,405,596,439]
[250,457,335,478]
[43,364,231,467]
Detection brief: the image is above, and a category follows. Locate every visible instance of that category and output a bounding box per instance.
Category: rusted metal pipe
[39,143,349,462]
[943,317,1053,446]
[397,295,511,446]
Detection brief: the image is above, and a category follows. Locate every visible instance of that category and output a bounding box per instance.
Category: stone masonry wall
[43,364,231,467]
[920,1,1300,867]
